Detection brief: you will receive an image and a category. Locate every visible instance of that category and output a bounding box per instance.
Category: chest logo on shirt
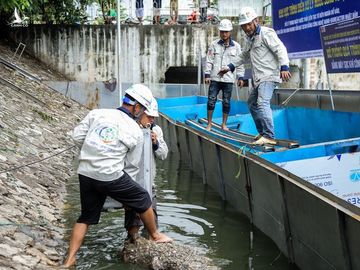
[95,125,118,144]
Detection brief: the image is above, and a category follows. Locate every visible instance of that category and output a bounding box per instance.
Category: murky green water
[63,153,298,270]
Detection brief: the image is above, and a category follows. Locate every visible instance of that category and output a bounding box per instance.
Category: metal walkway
[198,118,300,149]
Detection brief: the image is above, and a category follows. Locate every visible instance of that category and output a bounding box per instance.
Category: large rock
[121,235,220,270]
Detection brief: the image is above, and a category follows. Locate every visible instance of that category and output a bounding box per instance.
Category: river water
[63,153,299,270]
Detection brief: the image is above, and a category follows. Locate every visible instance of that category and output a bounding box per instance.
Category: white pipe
[303,58,310,89]
[117,0,122,105]
[197,38,201,95]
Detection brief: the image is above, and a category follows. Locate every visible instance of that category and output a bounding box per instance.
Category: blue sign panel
[320,17,360,73]
[272,0,360,59]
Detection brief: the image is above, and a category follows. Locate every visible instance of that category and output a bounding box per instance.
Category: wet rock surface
[121,235,220,270]
[0,40,87,269]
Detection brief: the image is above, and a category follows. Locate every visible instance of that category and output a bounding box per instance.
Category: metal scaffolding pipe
[117,0,122,105]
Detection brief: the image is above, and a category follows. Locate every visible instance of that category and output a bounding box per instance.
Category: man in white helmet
[219,7,291,145]
[63,84,172,268]
[125,97,168,239]
[204,18,245,131]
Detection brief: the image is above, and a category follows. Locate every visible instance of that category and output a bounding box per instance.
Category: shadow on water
[63,153,299,270]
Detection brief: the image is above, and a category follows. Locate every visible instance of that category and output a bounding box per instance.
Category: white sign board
[277,152,360,207]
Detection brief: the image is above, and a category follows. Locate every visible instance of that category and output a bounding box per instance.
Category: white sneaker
[253,136,276,145]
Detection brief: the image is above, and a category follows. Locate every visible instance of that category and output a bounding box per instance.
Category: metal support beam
[326,73,335,110]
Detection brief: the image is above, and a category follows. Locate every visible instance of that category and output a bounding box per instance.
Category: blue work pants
[207,81,233,114]
[247,81,277,139]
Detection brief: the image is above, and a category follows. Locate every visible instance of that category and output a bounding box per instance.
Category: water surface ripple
[63,154,298,270]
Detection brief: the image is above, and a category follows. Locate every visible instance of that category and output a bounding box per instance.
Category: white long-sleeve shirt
[72,108,143,182]
[229,26,290,87]
[134,124,168,198]
[205,38,245,83]
[152,125,168,162]
[103,124,168,209]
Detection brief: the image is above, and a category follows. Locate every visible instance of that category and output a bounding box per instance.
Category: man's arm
[72,111,93,146]
[152,126,168,160]
[204,42,215,84]
[263,29,292,81]
[218,49,248,76]
[235,44,245,87]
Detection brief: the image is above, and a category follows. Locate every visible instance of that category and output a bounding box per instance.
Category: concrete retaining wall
[8,25,225,83]
[7,25,359,89]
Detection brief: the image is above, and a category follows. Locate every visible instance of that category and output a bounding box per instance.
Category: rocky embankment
[0,41,88,269]
[0,40,222,270]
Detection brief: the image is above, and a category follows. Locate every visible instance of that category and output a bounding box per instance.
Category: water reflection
[63,153,298,270]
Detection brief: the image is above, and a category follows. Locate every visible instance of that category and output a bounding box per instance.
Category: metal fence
[45,80,360,112]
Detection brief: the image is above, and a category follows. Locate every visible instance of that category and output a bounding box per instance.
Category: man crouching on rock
[63,84,172,268]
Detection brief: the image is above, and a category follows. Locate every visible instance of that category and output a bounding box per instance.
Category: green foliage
[0,0,96,25]
[1,0,134,26]
[1,0,136,25]
[97,0,122,23]
[0,0,30,13]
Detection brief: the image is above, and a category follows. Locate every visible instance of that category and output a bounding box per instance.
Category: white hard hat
[124,84,153,111]
[145,97,159,117]
[239,7,258,25]
[218,19,233,31]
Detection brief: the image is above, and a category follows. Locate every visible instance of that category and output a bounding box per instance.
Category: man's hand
[205,78,211,84]
[280,71,291,82]
[218,67,230,77]
[237,79,244,88]
[151,131,158,145]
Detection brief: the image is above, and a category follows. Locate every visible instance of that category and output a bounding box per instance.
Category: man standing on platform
[218,7,291,145]
[205,19,245,131]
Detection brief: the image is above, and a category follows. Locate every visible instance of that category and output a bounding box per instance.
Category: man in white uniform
[205,19,245,131]
[63,84,171,268]
[125,97,168,239]
[219,7,291,145]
